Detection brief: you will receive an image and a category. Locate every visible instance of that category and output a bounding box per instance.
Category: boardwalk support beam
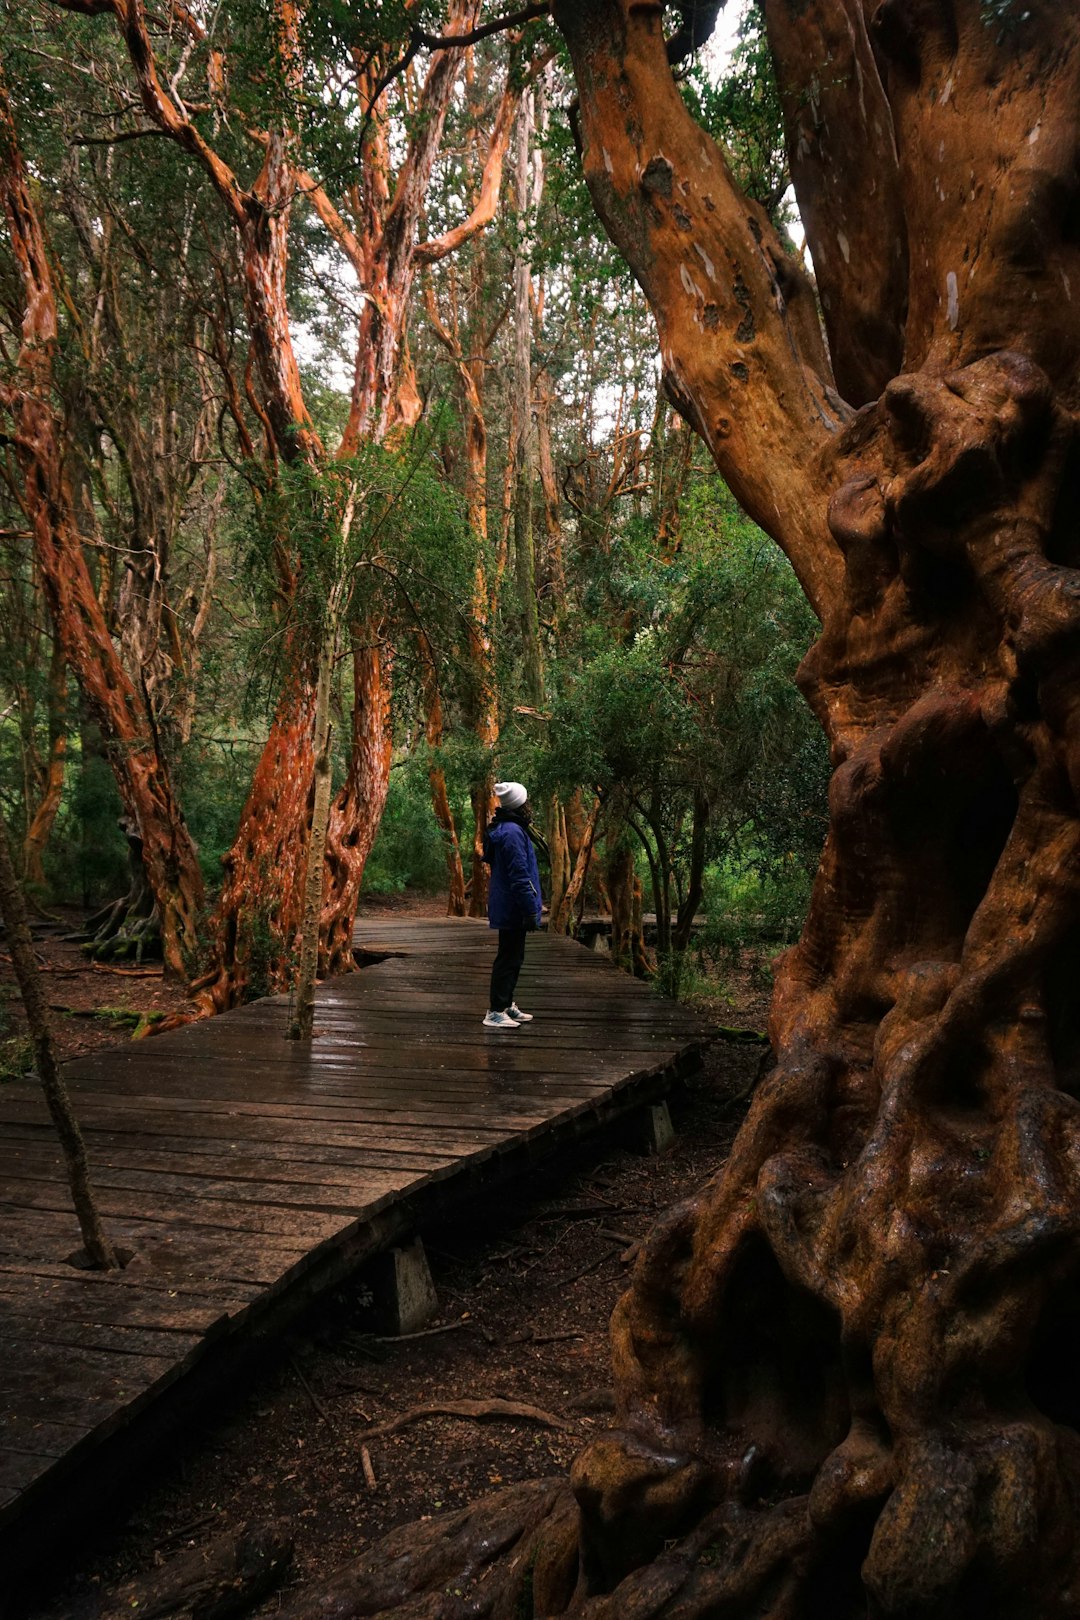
[643,1101,674,1155]
[378,1237,439,1335]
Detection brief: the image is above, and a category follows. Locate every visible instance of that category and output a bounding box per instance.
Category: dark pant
[490,927,527,1012]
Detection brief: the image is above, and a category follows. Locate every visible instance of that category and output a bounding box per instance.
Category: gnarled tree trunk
[283,3,1080,1616]
[0,69,206,977]
[553,2,1080,1612]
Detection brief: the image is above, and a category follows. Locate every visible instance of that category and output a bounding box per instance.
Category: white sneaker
[507,1004,533,1022]
[483,1009,520,1028]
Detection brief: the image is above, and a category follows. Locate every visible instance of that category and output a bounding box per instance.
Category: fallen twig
[549,1249,619,1291]
[149,1510,220,1552]
[374,1320,466,1344]
[333,1373,385,1399]
[507,1329,585,1346]
[529,1203,638,1223]
[91,961,164,978]
[360,1445,377,1489]
[291,1357,336,1432]
[359,1397,580,1443]
[1,949,51,970]
[596,1227,638,1247]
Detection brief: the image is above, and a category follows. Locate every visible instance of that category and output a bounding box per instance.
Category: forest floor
[6,893,771,1620]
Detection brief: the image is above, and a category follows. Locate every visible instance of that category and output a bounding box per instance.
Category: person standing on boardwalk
[482,782,543,1029]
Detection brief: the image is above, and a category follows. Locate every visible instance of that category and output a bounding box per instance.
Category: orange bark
[423,256,499,917]
[0,69,205,976]
[418,632,467,917]
[321,634,395,976]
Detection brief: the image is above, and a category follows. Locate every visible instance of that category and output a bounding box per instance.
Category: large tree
[277,1,1080,1615]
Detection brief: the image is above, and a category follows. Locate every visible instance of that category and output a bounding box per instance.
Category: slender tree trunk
[547,797,571,927]
[320,633,395,976]
[418,631,467,916]
[286,627,335,1041]
[551,796,601,935]
[536,368,566,607]
[23,636,68,888]
[0,808,118,1270]
[605,837,634,971]
[511,90,544,707]
[605,828,652,981]
[465,391,498,919]
[672,787,707,955]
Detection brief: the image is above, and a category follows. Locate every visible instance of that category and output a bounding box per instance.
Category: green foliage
[243,432,474,682]
[363,763,460,896]
[175,742,264,888]
[704,853,813,955]
[0,989,33,1083]
[540,474,825,861]
[682,2,793,229]
[44,745,129,908]
[90,1005,167,1038]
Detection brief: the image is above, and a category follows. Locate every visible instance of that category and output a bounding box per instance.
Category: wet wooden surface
[0,916,710,1543]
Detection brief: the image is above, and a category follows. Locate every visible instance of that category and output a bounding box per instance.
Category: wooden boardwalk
[0,916,710,1562]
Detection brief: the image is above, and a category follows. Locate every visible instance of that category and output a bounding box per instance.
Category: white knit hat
[494,781,527,810]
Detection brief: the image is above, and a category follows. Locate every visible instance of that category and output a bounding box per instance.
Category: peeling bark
[0,67,205,977]
[320,633,395,977]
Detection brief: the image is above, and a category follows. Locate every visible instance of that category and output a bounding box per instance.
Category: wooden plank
[0,1339,176,1422]
[0,1451,55,1500]
[0,1178,383,1241]
[0,1213,313,1288]
[2,1413,112,1458]
[0,1162,431,1216]
[3,1315,205,1361]
[0,1258,254,1310]
[0,1142,460,1187]
[0,913,709,1557]
[0,1105,604,1155]
[0,1272,235,1334]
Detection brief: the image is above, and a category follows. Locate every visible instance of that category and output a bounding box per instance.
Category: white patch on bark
[1063,271,1072,300]
[602,147,613,174]
[941,75,954,105]
[679,263,704,301]
[693,241,717,282]
[946,271,960,330]
[1029,122,1042,145]
[837,230,850,264]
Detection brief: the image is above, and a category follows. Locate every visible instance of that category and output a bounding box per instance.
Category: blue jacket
[485,814,543,931]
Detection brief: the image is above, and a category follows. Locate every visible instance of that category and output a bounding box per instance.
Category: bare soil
[6,893,770,1620]
[0,907,192,1072]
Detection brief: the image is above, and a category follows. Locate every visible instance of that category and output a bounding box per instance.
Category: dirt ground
[5,896,771,1620]
[0,907,193,1073]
